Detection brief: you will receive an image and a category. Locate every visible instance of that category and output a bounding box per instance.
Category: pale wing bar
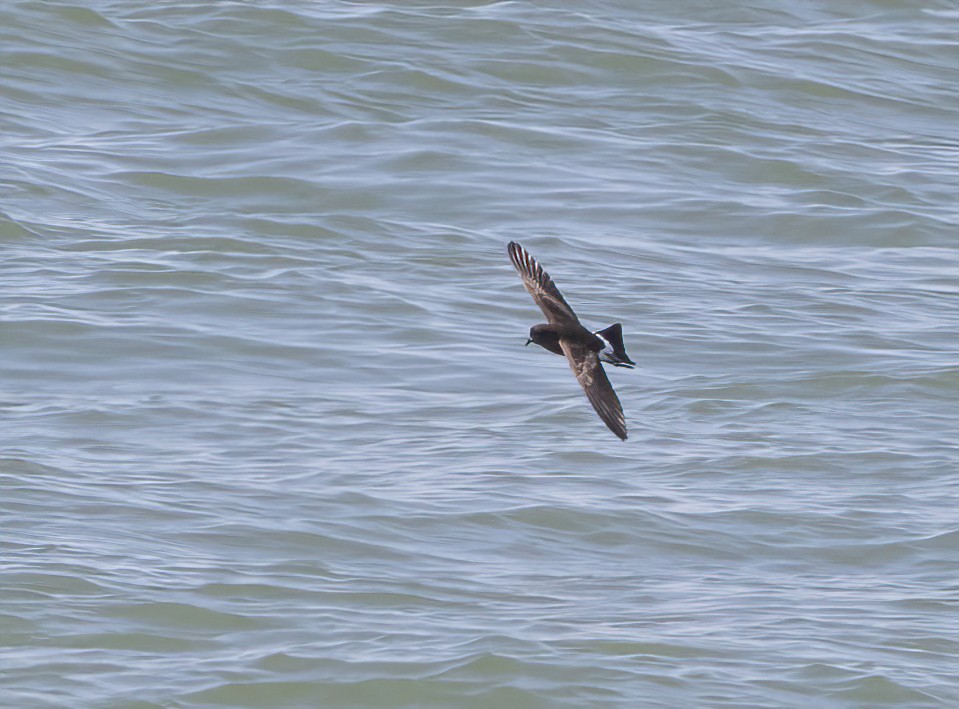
[560,340,628,441]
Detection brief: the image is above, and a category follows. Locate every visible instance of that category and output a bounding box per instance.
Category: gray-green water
[3,2,958,707]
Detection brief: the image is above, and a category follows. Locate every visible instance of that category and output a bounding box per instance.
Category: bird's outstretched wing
[560,339,628,440]
[507,241,578,325]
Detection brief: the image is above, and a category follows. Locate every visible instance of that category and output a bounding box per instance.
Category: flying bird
[507,241,634,440]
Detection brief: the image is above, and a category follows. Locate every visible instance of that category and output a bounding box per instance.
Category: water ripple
[3,0,958,706]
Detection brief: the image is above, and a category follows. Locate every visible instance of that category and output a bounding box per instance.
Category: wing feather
[507,242,578,325]
[560,340,628,441]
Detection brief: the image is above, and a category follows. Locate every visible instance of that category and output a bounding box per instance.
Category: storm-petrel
[507,241,634,440]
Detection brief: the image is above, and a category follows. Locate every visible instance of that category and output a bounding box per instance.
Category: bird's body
[528,322,595,356]
[507,241,633,440]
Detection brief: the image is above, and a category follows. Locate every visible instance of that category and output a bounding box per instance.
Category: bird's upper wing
[507,242,578,325]
[560,339,628,441]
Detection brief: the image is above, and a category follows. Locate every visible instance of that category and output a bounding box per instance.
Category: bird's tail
[595,323,635,368]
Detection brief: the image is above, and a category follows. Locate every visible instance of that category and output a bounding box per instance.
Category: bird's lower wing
[560,340,628,441]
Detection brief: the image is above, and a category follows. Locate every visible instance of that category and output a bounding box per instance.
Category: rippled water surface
[3,1,958,707]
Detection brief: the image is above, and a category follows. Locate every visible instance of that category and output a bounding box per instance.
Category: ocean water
[2,1,958,707]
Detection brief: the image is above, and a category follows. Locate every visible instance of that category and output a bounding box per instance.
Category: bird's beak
[524,338,532,346]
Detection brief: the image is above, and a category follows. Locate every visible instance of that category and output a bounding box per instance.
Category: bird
[507,241,634,440]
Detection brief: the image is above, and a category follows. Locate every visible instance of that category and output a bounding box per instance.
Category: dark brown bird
[507,241,633,440]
